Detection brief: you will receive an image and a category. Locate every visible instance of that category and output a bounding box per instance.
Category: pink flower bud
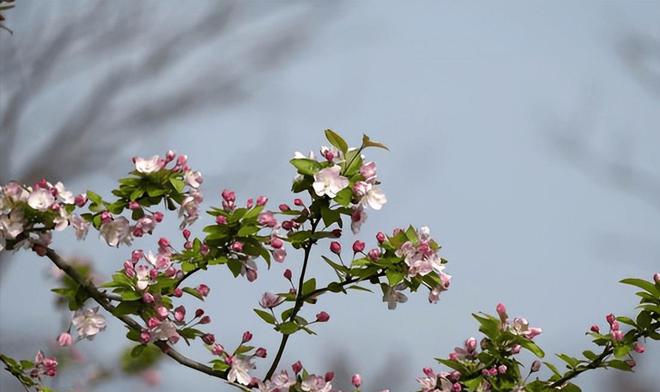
[351,374,362,388]
[74,194,88,207]
[129,201,140,210]
[142,292,155,303]
[153,211,164,222]
[222,189,236,202]
[282,220,293,230]
[166,150,176,161]
[215,215,227,225]
[242,331,253,343]
[422,367,434,377]
[182,229,191,239]
[279,203,290,212]
[611,330,624,342]
[197,284,210,297]
[246,198,254,209]
[590,324,600,333]
[497,365,507,374]
[496,303,507,321]
[256,196,268,206]
[164,267,176,277]
[255,347,267,358]
[131,250,144,263]
[625,359,636,368]
[452,383,462,392]
[606,313,616,325]
[156,306,168,319]
[271,237,284,249]
[158,237,170,248]
[633,342,645,353]
[147,317,160,329]
[352,240,365,253]
[174,306,186,322]
[173,287,183,297]
[610,320,620,331]
[368,248,381,261]
[284,269,293,280]
[199,315,211,324]
[202,333,215,345]
[133,227,144,237]
[448,352,458,361]
[246,269,258,282]
[231,241,244,252]
[531,360,541,372]
[212,344,224,355]
[200,244,209,256]
[57,332,73,347]
[294,198,304,206]
[316,311,330,322]
[140,330,152,344]
[376,232,386,243]
[511,344,521,354]
[100,211,112,223]
[465,337,477,353]
[195,308,205,318]
[654,273,660,284]
[292,361,303,374]
[330,241,341,254]
[325,371,335,382]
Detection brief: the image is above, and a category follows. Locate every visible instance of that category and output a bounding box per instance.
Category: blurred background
[1,1,659,391]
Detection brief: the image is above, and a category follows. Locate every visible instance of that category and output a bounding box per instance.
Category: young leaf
[324,129,349,154]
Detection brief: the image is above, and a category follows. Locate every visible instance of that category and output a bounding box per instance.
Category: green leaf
[386,270,404,286]
[333,188,353,207]
[325,129,349,154]
[237,225,260,237]
[254,309,276,325]
[607,359,632,371]
[183,287,204,301]
[556,353,580,368]
[120,290,142,301]
[130,344,147,358]
[302,278,317,296]
[290,158,322,175]
[170,177,185,193]
[87,191,103,205]
[277,321,299,335]
[519,338,545,358]
[620,278,659,297]
[361,134,389,150]
[613,344,631,358]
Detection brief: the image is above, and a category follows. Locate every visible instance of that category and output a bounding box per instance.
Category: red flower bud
[316,311,330,322]
[330,241,341,254]
[352,240,365,253]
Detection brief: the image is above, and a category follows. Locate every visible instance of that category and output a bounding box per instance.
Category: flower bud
[611,330,624,342]
[451,384,461,392]
[156,306,168,319]
[242,331,253,343]
[231,241,244,252]
[330,241,341,254]
[271,237,284,249]
[610,320,620,331]
[158,237,170,248]
[142,292,155,304]
[246,198,254,209]
[316,311,330,322]
[511,344,521,354]
[147,317,160,329]
[215,215,227,225]
[654,273,660,284]
[294,198,304,206]
[140,330,152,344]
[633,342,645,353]
[174,306,186,322]
[279,203,290,212]
[497,365,507,374]
[422,367,434,377]
[368,248,381,261]
[465,337,477,353]
[212,344,224,355]
[376,232,386,243]
[256,196,268,206]
[255,347,267,358]
[292,361,303,374]
[74,194,88,207]
[284,269,293,280]
[351,374,362,388]
[182,229,191,239]
[153,211,164,222]
[606,313,616,325]
[590,324,600,333]
[352,240,365,253]
[172,287,183,297]
[129,201,140,210]
[221,189,236,202]
[202,333,215,345]
[57,332,73,347]
[625,359,636,368]
[531,360,541,372]
[166,150,176,161]
[496,303,507,321]
[199,315,211,324]
[197,284,210,297]
[325,371,335,382]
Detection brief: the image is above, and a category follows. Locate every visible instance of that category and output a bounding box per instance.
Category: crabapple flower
[360,161,377,182]
[312,165,349,198]
[54,182,74,204]
[260,292,284,309]
[184,170,203,188]
[57,332,73,347]
[72,307,107,339]
[350,206,368,234]
[27,188,55,211]
[134,155,164,174]
[259,370,296,392]
[152,320,179,343]
[99,216,132,247]
[360,184,387,210]
[382,284,408,310]
[71,215,90,240]
[301,375,333,392]
[33,351,58,377]
[227,357,255,386]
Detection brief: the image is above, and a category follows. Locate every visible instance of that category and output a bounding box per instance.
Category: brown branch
[43,247,234,383]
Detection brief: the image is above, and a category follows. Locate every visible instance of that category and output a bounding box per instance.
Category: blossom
[312,165,349,198]
[258,211,277,227]
[227,357,255,386]
[360,161,377,182]
[184,170,203,188]
[259,292,284,309]
[361,185,387,210]
[72,307,107,339]
[300,375,333,392]
[33,351,58,377]
[134,155,164,174]
[350,206,368,234]
[57,332,73,347]
[241,258,258,282]
[259,370,296,392]
[27,188,55,211]
[179,190,203,228]
[382,284,408,310]
[54,182,74,204]
[152,320,179,343]
[100,217,132,247]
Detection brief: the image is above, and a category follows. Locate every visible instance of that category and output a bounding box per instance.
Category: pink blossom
[352,374,362,387]
[57,332,73,347]
[382,284,408,310]
[312,165,349,198]
[134,155,165,174]
[360,161,377,181]
[27,188,55,211]
[33,351,58,377]
[350,206,368,234]
[227,357,255,386]
[259,292,284,309]
[258,211,277,227]
[100,217,132,247]
[72,307,106,339]
[301,375,333,392]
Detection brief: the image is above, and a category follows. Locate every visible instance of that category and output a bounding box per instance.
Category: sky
[2,1,660,391]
